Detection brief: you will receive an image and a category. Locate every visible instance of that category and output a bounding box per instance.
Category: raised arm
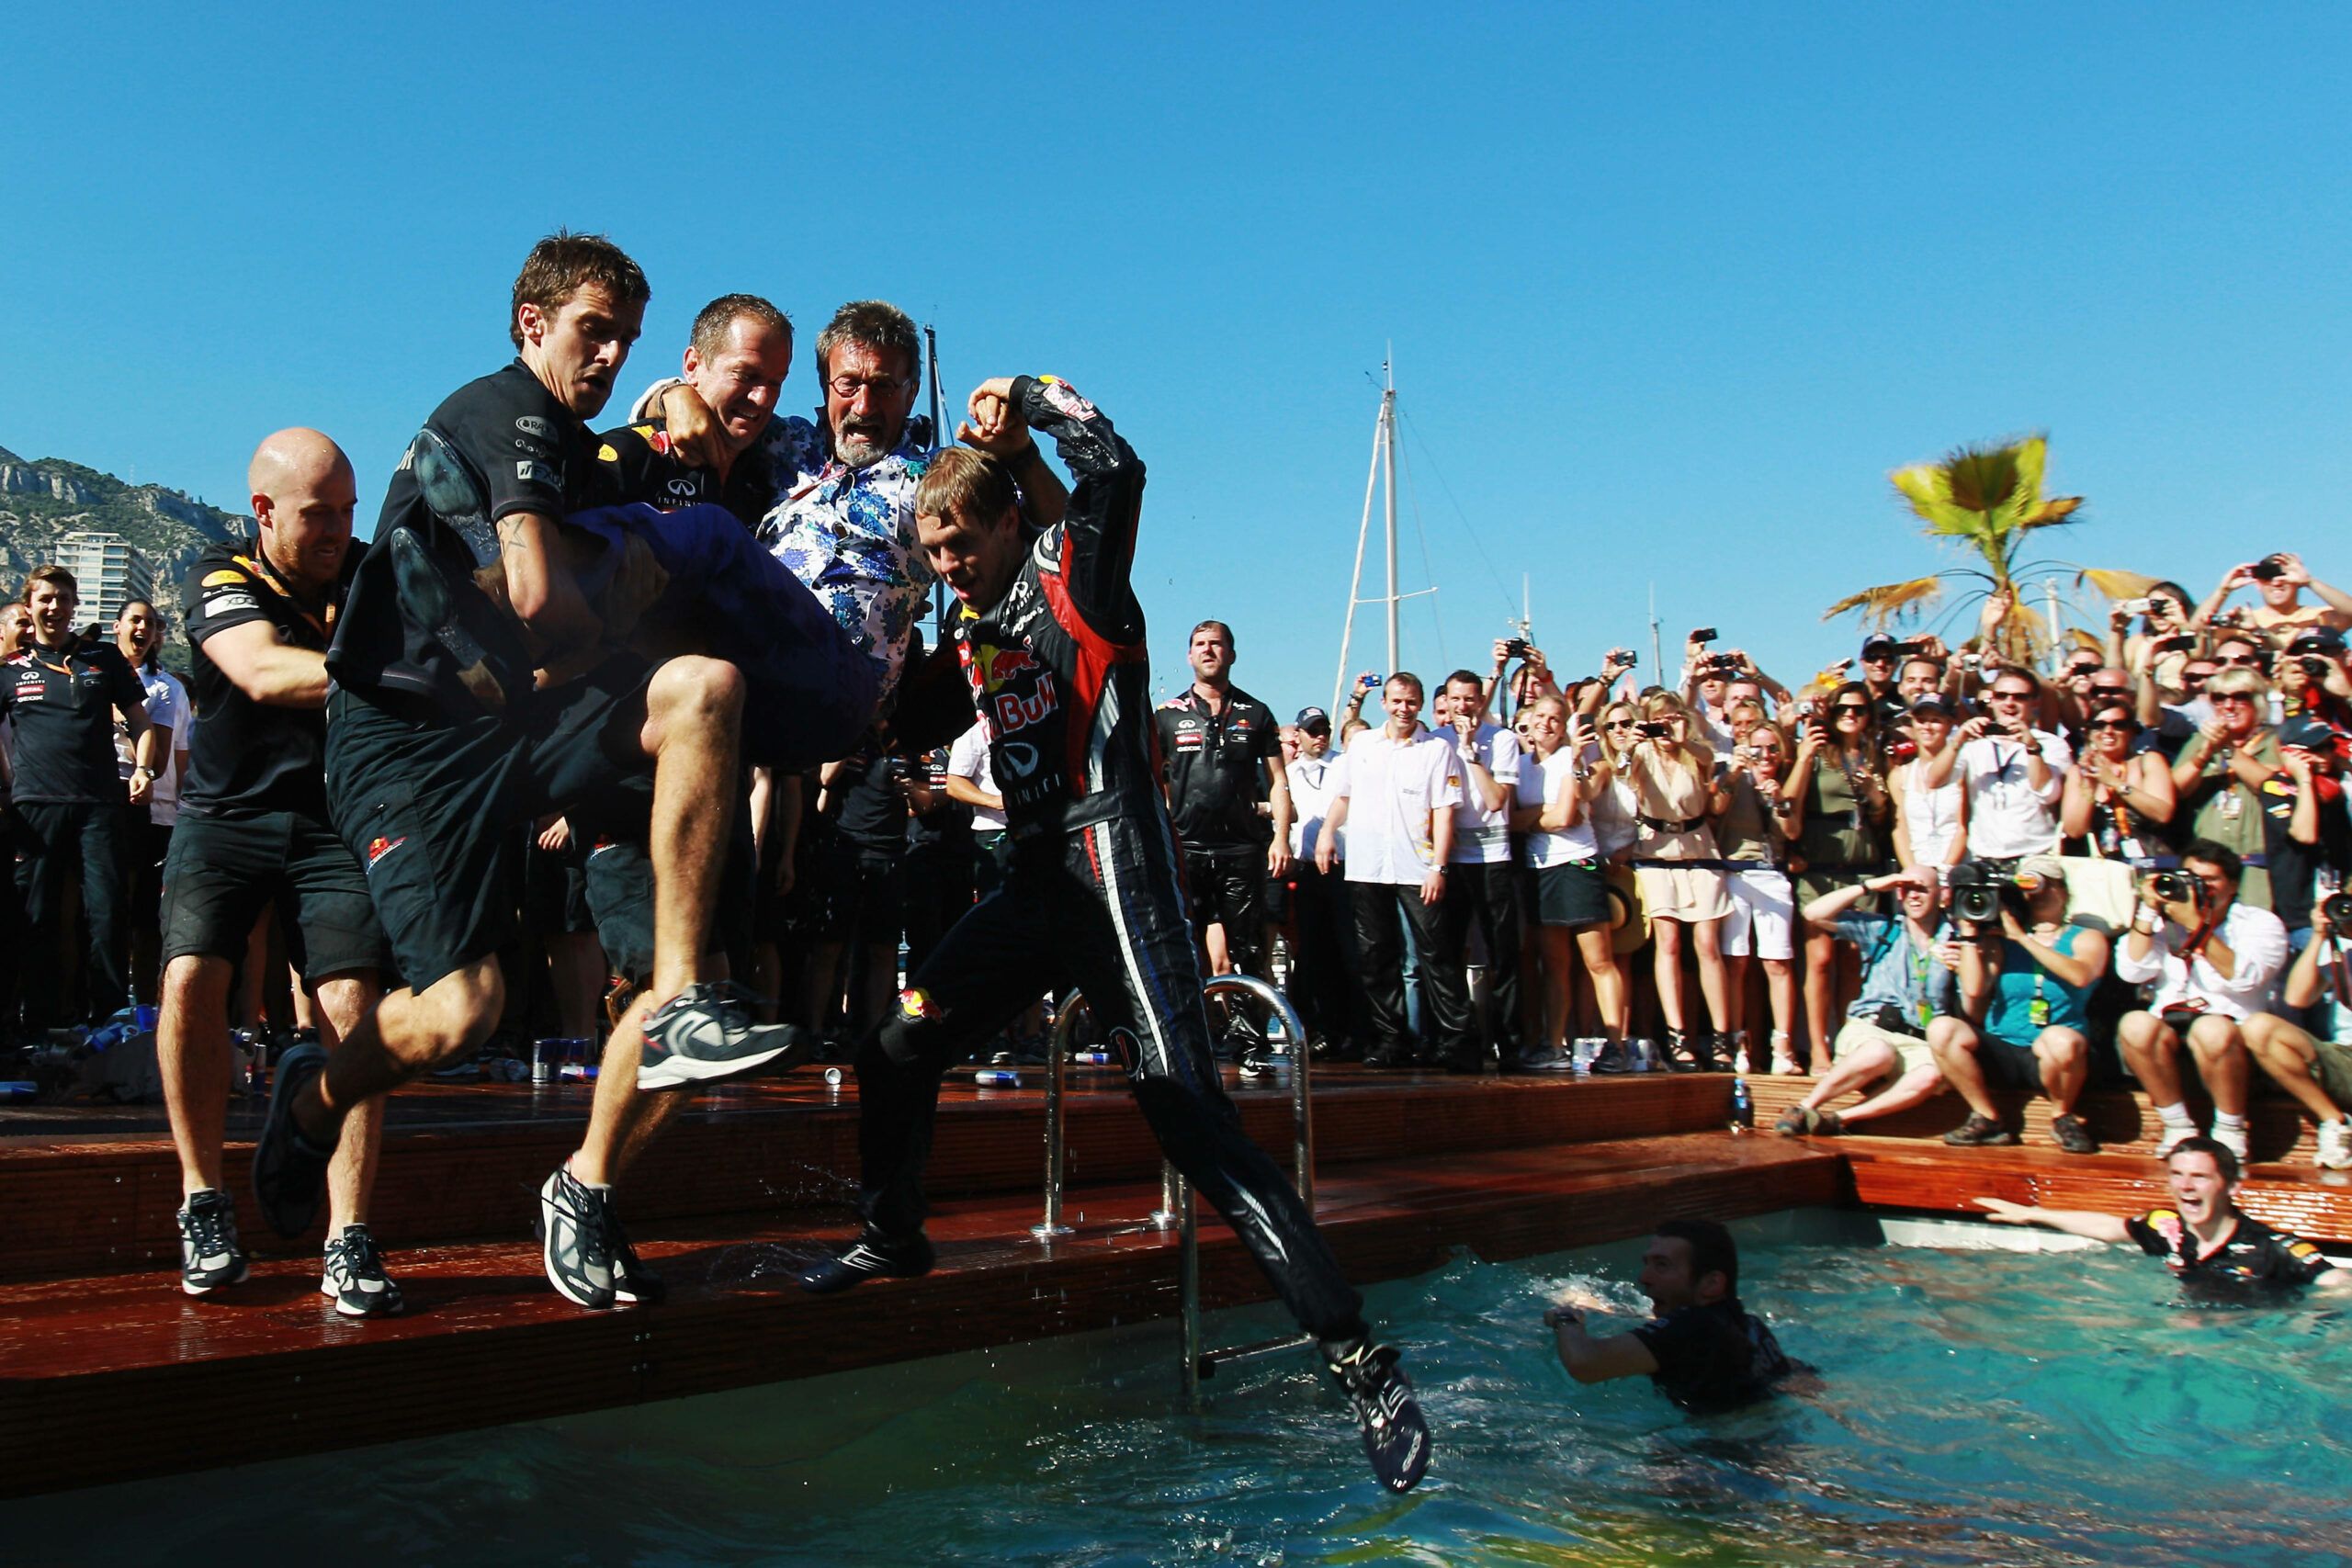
[1012,376,1145,638]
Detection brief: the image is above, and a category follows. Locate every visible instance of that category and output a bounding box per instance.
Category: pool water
[22,1212,2352,1566]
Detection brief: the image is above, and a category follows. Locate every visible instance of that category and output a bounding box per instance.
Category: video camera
[2143,868,2206,911]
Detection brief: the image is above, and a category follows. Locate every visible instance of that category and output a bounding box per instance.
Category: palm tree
[1825,434,2116,664]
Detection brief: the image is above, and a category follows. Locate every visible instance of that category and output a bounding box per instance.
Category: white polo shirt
[1288,748,1346,863]
[1445,721,1522,866]
[1332,728,1460,886]
[1517,750,1600,866]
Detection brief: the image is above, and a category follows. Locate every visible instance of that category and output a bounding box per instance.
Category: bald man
[157,429,402,1314]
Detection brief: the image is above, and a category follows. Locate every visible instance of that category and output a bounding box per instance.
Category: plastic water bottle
[1730,1077,1755,1134]
[823,1066,844,1086]
[974,1069,1021,1088]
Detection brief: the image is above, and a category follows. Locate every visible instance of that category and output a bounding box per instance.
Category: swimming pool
[21,1211,2350,1566]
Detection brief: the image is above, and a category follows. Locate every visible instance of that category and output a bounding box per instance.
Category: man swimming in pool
[1977,1136,2345,1293]
[1545,1219,1798,1412]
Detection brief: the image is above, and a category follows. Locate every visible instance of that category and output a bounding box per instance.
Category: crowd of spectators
[6,491,2352,1179]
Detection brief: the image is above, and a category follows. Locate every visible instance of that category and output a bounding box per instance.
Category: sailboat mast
[1382,362,1399,675]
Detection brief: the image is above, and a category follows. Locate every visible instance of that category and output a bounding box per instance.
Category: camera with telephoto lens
[2323,891,2352,929]
[2145,869,2203,910]
[1946,862,2008,925]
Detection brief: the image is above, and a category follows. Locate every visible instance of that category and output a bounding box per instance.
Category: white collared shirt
[1445,721,1522,865]
[1331,728,1460,886]
[2113,899,2288,1021]
[1959,728,2072,860]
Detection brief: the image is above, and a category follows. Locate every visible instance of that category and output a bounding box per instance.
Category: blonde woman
[1712,723,1804,1074]
[1623,693,1734,1070]
[1510,695,1629,1068]
[1889,694,1967,873]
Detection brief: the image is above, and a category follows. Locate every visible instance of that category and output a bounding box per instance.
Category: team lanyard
[240,551,335,644]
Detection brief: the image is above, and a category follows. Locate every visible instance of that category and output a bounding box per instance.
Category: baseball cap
[1860,634,1899,660]
[2288,627,2347,655]
[2278,715,2336,751]
[2016,853,2068,886]
[1295,706,1331,730]
[1908,693,1954,717]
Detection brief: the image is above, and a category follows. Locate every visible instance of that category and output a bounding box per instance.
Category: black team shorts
[160,809,392,983]
[325,654,656,994]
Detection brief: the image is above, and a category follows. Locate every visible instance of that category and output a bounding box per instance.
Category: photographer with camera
[1623,694,1734,1070]
[2171,665,2284,910]
[1487,637,1562,724]
[2277,628,2352,729]
[2107,581,2197,697]
[1679,630,1790,753]
[1928,854,2107,1152]
[1511,695,1626,1070]
[1785,681,1893,1068]
[2241,889,2352,1169]
[1773,865,1953,1134]
[1857,635,1916,727]
[2195,553,2352,649]
[2061,699,2177,863]
[1712,722,1804,1074]
[1927,670,2072,867]
[1889,694,1967,874]
[2114,841,2290,1160]
[1431,669,1525,1073]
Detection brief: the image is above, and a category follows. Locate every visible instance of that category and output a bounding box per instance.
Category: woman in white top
[1510,696,1628,1058]
[1889,694,1967,872]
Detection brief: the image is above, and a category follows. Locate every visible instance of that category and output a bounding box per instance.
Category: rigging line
[1393,435,1449,671]
[1396,402,1520,618]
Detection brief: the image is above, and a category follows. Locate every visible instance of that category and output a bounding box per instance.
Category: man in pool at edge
[1546,1219,1798,1412]
[1977,1136,2345,1292]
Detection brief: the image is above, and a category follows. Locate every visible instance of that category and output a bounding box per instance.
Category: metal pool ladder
[1030,973,1319,1399]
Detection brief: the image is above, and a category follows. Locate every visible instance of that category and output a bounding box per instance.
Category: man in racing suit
[797,374,1430,1493]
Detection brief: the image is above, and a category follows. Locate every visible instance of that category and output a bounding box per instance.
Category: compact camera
[1636,721,1672,739]
[2250,555,2289,582]
[1501,637,1532,660]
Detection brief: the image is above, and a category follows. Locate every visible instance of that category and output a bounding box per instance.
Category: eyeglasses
[2066,664,2100,677]
[2219,654,2264,668]
[1832,703,1871,714]
[2180,668,2217,683]
[2088,718,2137,731]
[1604,719,1637,729]
[2211,694,2258,707]
[1990,689,2034,702]
[2090,684,2132,697]
[827,374,912,400]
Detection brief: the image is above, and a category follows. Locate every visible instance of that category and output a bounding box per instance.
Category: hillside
[0,446,251,603]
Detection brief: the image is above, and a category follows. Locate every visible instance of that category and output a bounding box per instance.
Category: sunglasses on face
[2090,684,2132,697]
[2181,669,2216,683]
[2219,655,2264,667]
[2088,718,2137,731]
[2066,664,2099,677]
[1833,704,1870,714]
[1604,719,1636,729]
[1991,689,2034,701]
[2211,694,2257,707]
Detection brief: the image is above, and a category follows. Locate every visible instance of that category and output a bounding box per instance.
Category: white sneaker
[2316,1119,2352,1171]
[2211,1122,2250,1163]
[2156,1122,2199,1156]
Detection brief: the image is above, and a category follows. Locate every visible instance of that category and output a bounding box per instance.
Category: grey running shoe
[251,1042,334,1237]
[321,1224,404,1317]
[2049,1112,2099,1155]
[637,984,811,1090]
[177,1188,251,1296]
[1322,1338,1432,1494]
[1942,1112,2018,1147]
[537,1165,617,1311]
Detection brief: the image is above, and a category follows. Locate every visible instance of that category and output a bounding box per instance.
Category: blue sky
[5,3,2348,715]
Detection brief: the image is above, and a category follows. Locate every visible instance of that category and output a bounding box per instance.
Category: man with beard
[798,375,1430,1494]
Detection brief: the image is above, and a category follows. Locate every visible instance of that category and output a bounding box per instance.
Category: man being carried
[802,375,1430,1493]
[251,232,800,1237]
[1545,1219,1801,1412]
[1979,1137,2343,1295]
[161,431,400,1313]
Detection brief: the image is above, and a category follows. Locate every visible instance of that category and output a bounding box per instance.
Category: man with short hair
[1317,674,1464,1070]
[801,376,1430,1493]
[1775,865,1952,1136]
[1544,1219,1799,1411]
[1980,1137,2343,1293]
[1154,620,1290,1012]
[0,565,164,1030]
[2115,840,2290,1161]
[160,429,400,1313]
[112,597,187,1006]
[253,231,802,1243]
[1927,670,2072,865]
[1433,668,1525,1072]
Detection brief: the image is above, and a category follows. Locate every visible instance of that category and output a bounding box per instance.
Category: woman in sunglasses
[2172,667,2283,909]
[1785,681,1893,1069]
[1623,693,1734,1070]
[2109,580,2199,698]
[2062,704,2177,863]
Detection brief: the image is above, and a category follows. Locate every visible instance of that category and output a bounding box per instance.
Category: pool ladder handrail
[1028,973,1319,1397]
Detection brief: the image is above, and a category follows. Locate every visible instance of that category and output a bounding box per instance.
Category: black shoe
[798,1228,935,1296]
[1441,1051,1487,1076]
[1694,1032,1725,1073]
[251,1043,335,1237]
[1237,1045,1275,1078]
[321,1224,404,1317]
[1942,1112,2018,1147]
[1323,1338,1431,1494]
[2049,1112,2099,1155]
[1503,1046,1577,1074]
[1589,1040,1632,1075]
[638,983,811,1090]
[1664,1031,1702,1074]
[1362,1045,1418,1070]
[177,1188,251,1295]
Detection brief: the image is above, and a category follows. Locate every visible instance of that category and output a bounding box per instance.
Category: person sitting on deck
[1772,865,1954,1137]
[1545,1219,1800,1413]
[2241,893,2352,1170]
[1976,1137,2345,1295]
